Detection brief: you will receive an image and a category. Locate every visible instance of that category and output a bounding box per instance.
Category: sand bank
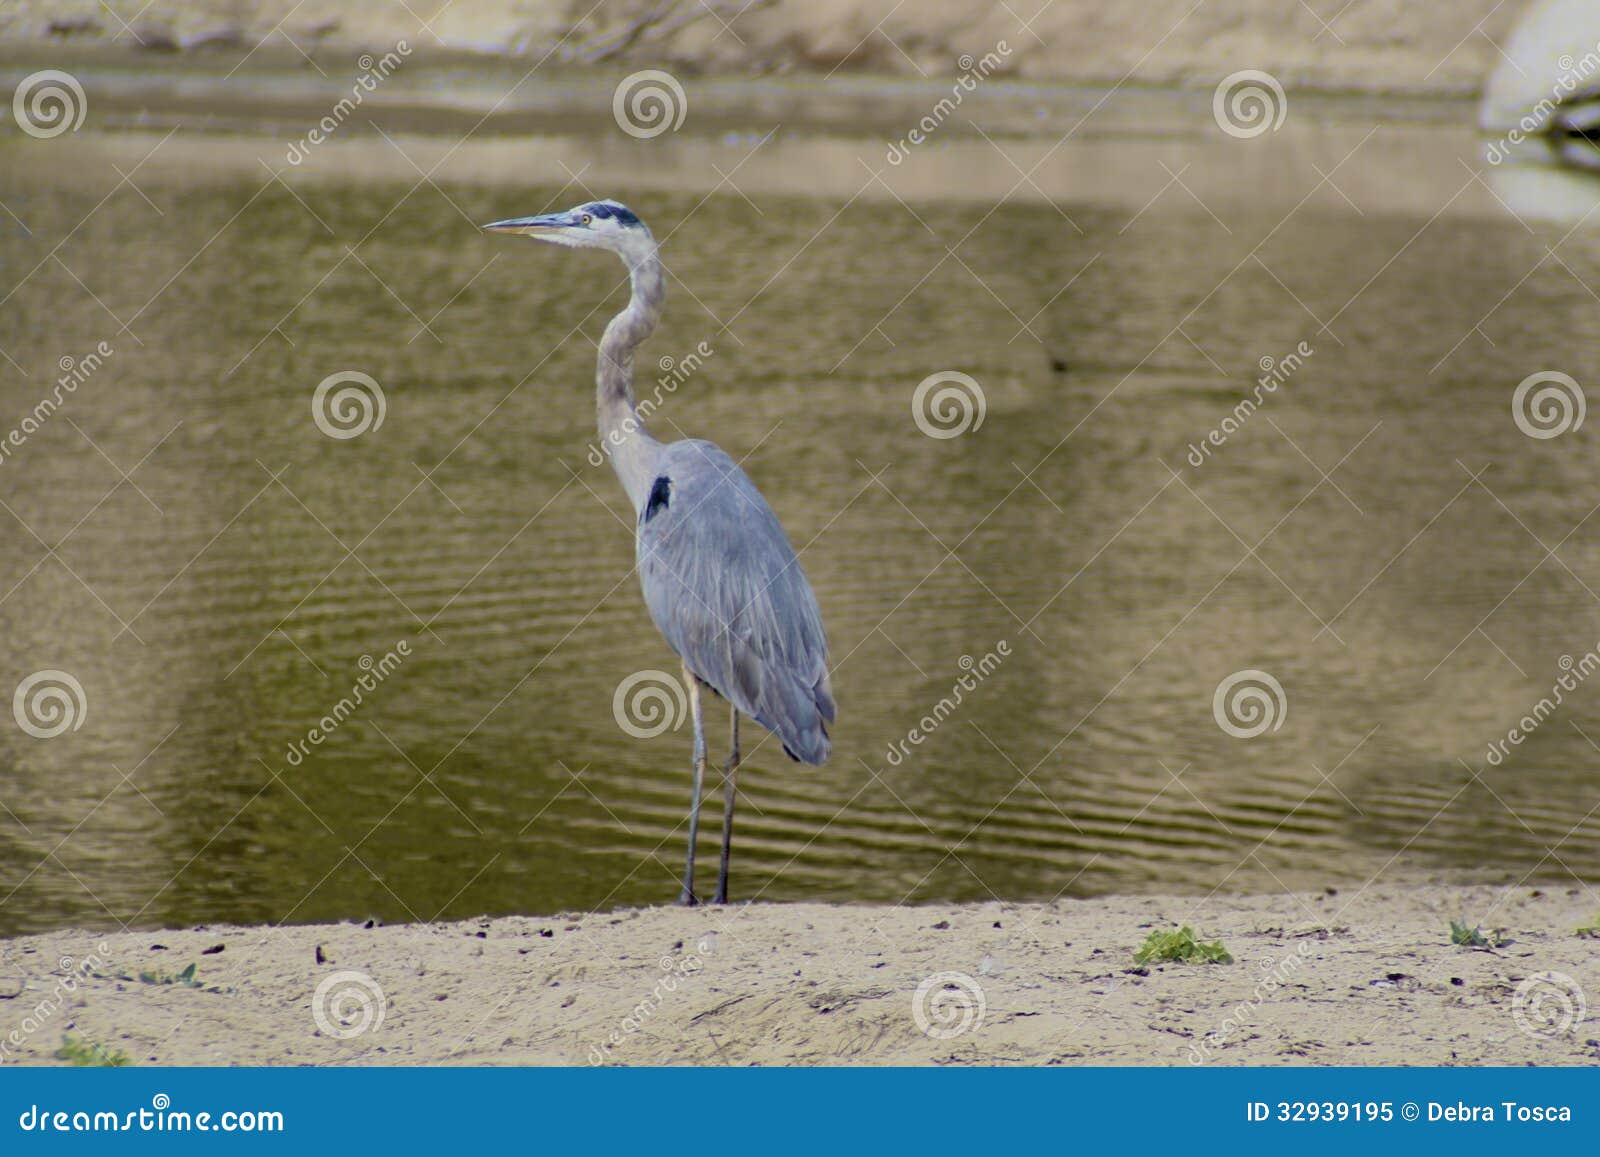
[1,885,1595,1066]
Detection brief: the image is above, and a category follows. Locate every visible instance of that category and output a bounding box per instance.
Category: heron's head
[482,199,654,261]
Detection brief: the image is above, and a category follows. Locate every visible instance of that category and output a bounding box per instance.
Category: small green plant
[1134,926,1233,965]
[149,962,199,987]
[55,1033,130,1067]
[102,961,198,986]
[95,961,230,992]
[1576,914,1600,939]
[1450,920,1508,949]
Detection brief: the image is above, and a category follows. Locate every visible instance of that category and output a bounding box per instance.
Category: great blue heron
[483,199,835,906]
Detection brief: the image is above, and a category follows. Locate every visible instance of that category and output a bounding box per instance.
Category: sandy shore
[1,885,1595,1066]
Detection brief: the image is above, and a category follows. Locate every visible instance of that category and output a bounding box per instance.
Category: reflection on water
[1,101,1600,936]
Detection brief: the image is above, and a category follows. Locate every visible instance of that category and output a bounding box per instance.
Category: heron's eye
[580,213,593,225]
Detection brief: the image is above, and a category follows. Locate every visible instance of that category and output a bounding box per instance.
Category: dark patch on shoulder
[644,475,671,523]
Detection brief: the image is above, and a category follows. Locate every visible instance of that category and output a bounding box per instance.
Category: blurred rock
[46,16,101,37]
[131,22,180,52]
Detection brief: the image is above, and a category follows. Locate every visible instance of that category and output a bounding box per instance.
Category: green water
[1,84,1599,935]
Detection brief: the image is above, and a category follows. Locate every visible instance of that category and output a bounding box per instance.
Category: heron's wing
[636,439,834,763]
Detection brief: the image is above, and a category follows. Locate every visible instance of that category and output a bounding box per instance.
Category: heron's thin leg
[679,665,706,907]
[714,709,740,905]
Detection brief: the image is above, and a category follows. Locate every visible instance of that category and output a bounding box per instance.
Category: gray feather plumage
[485,196,834,902]
[636,439,834,764]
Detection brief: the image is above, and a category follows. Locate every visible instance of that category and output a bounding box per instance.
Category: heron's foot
[677,887,699,907]
[712,887,728,905]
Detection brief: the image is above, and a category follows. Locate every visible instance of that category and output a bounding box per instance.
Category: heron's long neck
[597,243,664,510]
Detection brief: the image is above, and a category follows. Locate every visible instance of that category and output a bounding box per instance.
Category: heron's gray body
[483,197,833,903]
[636,438,834,763]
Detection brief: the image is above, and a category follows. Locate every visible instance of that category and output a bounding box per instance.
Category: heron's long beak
[481,211,578,237]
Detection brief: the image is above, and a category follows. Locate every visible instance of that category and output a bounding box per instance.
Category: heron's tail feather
[754,669,833,766]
